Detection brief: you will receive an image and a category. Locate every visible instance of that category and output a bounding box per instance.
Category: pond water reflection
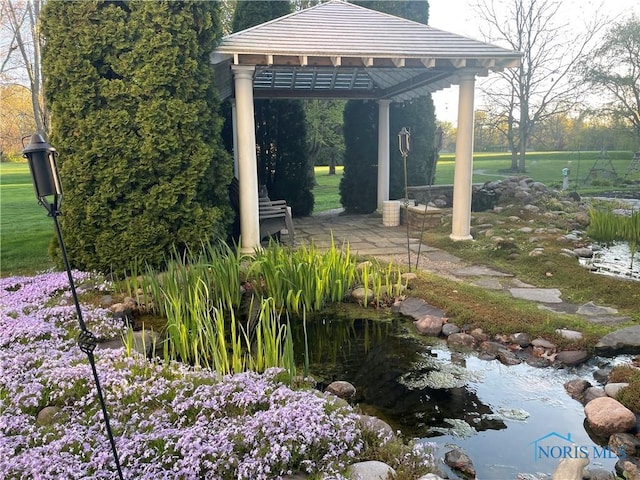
[293,314,623,479]
[580,242,639,281]
[581,196,639,282]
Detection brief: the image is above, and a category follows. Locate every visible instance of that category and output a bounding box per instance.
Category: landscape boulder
[509,332,531,347]
[325,381,356,400]
[36,406,65,426]
[595,326,640,355]
[414,315,443,336]
[347,461,396,480]
[583,387,607,404]
[447,333,476,348]
[556,350,589,367]
[441,323,460,336]
[584,397,637,437]
[497,349,521,366]
[616,458,640,480]
[552,457,589,480]
[608,433,640,458]
[444,449,476,479]
[398,297,444,320]
[358,415,394,443]
[564,379,591,403]
[604,382,629,398]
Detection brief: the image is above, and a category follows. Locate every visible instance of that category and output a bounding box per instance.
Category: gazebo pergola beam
[378,69,453,100]
[253,90,379,100]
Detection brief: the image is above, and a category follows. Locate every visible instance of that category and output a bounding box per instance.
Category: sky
[427,0,640,124]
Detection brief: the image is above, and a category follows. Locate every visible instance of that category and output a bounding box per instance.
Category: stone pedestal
[401,204,443,230]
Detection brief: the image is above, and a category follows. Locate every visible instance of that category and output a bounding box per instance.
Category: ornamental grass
[588,207,640,268]
[125,241,406,377]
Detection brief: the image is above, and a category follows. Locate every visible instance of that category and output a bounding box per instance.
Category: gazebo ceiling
[211,0,521,102]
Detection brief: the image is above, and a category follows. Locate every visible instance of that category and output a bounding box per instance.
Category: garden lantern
[434,126,443,154]
[22,133,62,216]
[398,127,411,271]
[398,126,410,157]
[22,134,124,480]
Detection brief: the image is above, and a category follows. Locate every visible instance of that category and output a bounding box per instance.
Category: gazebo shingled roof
[211,0,521,102]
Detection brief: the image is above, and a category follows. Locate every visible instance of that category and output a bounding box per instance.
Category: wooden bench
[229,178,295,245]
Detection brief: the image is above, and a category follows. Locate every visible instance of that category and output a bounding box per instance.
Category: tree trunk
[328,152,336,175]
[508,112,518,171]
[518,69,528,173]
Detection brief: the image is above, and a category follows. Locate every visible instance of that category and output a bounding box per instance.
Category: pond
[581,196,640,282]
[580,242,639,281]
[293,314,629,479]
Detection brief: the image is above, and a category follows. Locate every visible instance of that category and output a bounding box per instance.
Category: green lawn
[313,151,639,214]
[313,165,344,213]
[0,162,56,276]
[2,154,637,276]
[436,150,638,191]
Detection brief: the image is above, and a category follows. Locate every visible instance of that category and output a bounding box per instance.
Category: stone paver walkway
[294,210,630,326]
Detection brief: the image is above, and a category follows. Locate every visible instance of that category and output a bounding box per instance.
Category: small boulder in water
[444,448,476,479]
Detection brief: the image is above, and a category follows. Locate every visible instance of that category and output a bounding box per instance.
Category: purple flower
[0,272,379,479]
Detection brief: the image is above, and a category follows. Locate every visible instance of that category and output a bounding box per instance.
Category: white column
[232,65,260,252]
[231,98,239,178]
[450,72,476,241]
[377,99,391,212]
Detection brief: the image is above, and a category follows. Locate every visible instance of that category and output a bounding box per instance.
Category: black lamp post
[398,127,411,271]
[414,126,445,269]
[23,133,124,480]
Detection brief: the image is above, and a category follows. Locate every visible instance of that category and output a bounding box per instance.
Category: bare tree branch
[474,0,609,171]
[3,0,47,135]
[582,15,640,148]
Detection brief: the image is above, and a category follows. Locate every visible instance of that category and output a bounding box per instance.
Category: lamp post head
[434,126,444,152]
[22,133,62,215]
[398,127,410,157]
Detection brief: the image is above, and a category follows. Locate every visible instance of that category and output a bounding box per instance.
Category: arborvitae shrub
[41,1,232,272]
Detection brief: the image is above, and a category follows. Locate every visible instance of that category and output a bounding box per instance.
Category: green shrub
[608,365,639,383]
[616,373,640,413]
[602,365,640,412]
[340,1,435,213]
[41,1,232,272]
[229,1,314,217]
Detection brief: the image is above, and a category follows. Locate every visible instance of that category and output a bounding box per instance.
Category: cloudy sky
[427,0,640,123]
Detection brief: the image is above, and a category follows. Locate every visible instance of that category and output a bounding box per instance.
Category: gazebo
[211,0,521,252]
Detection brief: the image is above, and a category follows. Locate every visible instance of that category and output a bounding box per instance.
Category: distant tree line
[473,110,638,154]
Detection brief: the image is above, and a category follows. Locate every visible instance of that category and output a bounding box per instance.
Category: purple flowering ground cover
[0,272,367,479]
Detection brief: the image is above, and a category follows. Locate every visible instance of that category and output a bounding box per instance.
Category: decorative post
[398,127,411,271]
[377,99,391,212]
[23,133,125,480]
[415,126,445,269]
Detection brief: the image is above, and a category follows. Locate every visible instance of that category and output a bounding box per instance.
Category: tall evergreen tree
[229,0,313,216]
[41,1,232,272]
[389,96,437,199]
[340,1,436,212]
[340,101,378,212]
